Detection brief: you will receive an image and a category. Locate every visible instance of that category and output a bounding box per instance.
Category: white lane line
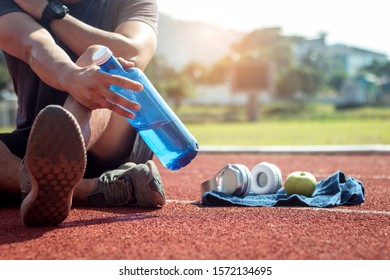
[167,199,199,204]
[292,207,390,216]
[166,200,390,216]
[315,173,390,180]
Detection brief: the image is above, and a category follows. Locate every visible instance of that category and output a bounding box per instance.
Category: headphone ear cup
[233,164,252,197]
[220,164,252,197]
[250,162,282,194]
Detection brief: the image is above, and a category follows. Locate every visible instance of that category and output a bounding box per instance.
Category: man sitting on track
[0,0,165,226]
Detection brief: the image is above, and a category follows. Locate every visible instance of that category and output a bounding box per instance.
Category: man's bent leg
[62,45,163,207]
[61,83,139,204]
[63,45,138,166]
[0,140,22,195]
[64,96,164,208]
[20,105,86,226]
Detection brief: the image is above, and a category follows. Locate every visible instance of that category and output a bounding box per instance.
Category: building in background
[293,34,388,107]
[294,34,388,76]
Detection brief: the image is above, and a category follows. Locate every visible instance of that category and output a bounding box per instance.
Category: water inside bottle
[133,120,198,170]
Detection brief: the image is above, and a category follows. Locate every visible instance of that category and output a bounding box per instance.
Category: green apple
[284,171,317,196]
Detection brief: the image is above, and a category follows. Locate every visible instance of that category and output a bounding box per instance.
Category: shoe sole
[20,105,86,226]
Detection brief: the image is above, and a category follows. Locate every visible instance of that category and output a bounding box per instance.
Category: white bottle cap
[92,46,113,66]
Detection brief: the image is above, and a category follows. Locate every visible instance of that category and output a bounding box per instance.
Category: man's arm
[53,17,157,70]
[0,11,147,118]
[13,0,157,70]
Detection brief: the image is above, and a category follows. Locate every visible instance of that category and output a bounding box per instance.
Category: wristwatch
[40,0,69,31]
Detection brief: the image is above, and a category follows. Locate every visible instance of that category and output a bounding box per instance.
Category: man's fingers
[102,87,140,112]
[99,99,136,119]
[111,74,143,91]
[92,71,143,117]
[117,57,135,69]
[111,104,136,120]
[94,87,140,119]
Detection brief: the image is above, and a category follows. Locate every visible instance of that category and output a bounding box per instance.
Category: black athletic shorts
[0,130,153,179]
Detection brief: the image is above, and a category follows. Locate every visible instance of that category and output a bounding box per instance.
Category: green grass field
[187,119,390,146]
[182,104,390,146]
[1,104,389,146]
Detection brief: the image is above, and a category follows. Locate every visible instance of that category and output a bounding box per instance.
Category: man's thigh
[0,130,29,159]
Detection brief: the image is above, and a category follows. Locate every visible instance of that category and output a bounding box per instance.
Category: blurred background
[1,0,389,146]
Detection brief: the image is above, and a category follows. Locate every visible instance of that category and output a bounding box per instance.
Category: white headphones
[201,162,282,196]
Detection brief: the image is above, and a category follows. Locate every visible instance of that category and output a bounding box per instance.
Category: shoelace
[101,174,136,206]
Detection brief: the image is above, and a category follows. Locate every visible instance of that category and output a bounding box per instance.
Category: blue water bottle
[92,46,198,170]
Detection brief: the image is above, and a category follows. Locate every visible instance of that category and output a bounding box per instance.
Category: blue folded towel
[201,171,365,207]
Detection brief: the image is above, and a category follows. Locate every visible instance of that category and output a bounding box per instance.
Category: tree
[328,71,348,91]
[145,54,195,108]
[300,48,347,92]
[197,27,296,86]
[164,74,194,109]
[182,62,208,84]
[361,60,390,79]
[144,55,177,91]
[232,27,294,75]
[277,66,323,100]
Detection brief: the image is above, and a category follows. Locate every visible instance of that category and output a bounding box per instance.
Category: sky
[157,0,390,56]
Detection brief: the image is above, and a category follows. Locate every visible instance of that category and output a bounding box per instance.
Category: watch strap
[40,0,69,31]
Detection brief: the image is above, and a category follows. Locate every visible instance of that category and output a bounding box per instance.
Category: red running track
[0,152,389,260]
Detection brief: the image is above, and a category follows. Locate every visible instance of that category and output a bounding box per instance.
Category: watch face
[50,2,69,18]
[40,0,69,29]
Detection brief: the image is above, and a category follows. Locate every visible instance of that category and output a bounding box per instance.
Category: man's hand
[63,57,143,119]
[13,0,48,20]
